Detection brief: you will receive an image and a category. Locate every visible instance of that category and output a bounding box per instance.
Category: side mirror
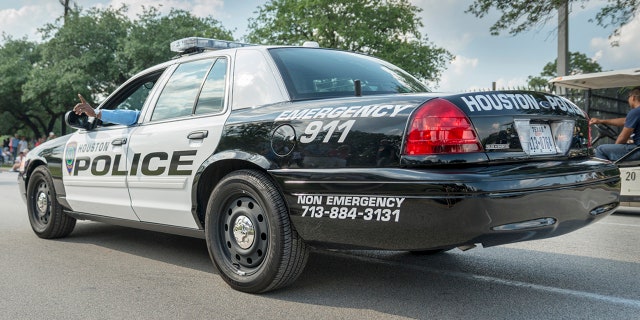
[65,111,97,130]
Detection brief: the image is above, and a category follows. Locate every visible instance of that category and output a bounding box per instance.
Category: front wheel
[205,170,308,293]
[26,166,76,238]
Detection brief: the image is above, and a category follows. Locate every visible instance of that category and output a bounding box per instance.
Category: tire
[26,166,76,238]
[205,169,308,293]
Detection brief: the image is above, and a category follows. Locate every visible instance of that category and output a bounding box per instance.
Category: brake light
[404,98,483,155]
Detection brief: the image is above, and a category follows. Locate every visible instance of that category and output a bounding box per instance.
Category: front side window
[114,81,155,112]
[151,59,214,121]
[102,70,164,112]
[269,48,429,101]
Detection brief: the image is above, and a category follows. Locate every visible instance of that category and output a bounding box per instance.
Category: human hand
[589,118,601,125]
[73,94,97,117]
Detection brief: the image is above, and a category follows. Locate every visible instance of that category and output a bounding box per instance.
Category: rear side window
[151,59,214,121]
[269,48,428,100]
[195,58,227,115]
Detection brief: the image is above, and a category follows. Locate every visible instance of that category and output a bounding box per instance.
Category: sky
[1,0,639,92]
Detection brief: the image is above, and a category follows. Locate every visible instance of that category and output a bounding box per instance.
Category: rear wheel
[26,166,76,238]
[205,169,308,293]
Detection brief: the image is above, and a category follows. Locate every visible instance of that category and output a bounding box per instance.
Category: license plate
[527,124,556,155]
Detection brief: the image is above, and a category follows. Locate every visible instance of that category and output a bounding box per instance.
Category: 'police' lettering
[68,150,196,176]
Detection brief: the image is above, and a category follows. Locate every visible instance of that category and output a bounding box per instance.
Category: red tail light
[404,98,483,155]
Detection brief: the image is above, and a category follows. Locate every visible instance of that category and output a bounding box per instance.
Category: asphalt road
[1,170,639,320]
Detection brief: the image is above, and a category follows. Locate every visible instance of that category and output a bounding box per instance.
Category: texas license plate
[528,124,556,155]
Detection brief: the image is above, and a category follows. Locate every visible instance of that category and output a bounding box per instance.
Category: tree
[246,0,452,84]
[122,7,233,74]
[465,0,639,45]
[11,5,233,139]
[20,6,131,139]
[0,37,42,137]
[527,51,602,88]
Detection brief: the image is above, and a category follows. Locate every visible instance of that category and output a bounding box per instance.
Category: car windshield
[269,47,429,101]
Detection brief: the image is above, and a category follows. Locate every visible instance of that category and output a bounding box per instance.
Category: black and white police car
[19,37,620,293]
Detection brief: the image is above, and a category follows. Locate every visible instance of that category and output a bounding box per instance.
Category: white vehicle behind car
[551,68,640,208]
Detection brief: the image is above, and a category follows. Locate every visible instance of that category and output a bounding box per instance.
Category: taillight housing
[404,98,483,155]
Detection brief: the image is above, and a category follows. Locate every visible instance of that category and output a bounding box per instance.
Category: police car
[19,37,620,293]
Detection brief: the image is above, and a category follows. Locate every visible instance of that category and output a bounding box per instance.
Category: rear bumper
[270,159,620,250]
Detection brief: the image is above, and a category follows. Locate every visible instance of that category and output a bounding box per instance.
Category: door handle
[111,138,127,146]
[188,130,208,140]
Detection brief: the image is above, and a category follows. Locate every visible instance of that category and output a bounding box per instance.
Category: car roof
[549,67,640,90]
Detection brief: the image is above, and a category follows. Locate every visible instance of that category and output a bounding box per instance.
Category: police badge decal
[65,142,77,175]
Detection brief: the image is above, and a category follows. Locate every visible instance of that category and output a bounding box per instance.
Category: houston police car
[19,37,620,293]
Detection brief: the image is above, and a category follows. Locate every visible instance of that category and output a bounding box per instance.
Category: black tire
[26,166,76,238]
[205,169,308,293]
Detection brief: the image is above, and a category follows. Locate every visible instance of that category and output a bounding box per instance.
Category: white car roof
[549,67,640,90]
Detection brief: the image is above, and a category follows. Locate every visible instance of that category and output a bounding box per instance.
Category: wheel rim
[31,180,51,229]
[219,196,269,273]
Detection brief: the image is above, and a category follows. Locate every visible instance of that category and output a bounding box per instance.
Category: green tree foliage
[21,6,131,139]
[0,37,42,136]
[122,7,233,73]
[527,51,602,88]
[246,0,452,83]
[466,0,639,44]
[0,5,232,139]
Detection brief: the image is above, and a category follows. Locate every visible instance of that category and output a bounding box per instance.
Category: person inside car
[589,86,640,161]
[73,94,140,126]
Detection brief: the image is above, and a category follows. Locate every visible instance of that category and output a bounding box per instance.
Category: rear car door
[126,56,230,228]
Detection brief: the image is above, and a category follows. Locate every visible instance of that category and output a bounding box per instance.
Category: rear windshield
[269,47,428,100]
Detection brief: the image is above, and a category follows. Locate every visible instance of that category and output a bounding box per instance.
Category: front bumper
[271,159,620,250]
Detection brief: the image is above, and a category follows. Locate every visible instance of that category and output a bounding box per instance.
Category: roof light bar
[170,37,254,53]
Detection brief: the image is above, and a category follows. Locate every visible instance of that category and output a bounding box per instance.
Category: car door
[126,57,230,228]
[62,69,166,220]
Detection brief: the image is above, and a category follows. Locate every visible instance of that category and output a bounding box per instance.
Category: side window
[114,81,155,111]
[195,58,227,115]
[151,59,214,121]
[232,50,286,109]
[97,69,164,127]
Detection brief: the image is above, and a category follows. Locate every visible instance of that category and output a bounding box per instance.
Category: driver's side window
[114,81,155,112]
[97,69,165,127]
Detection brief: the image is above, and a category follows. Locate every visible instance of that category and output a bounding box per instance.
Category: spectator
[35,136,45,147]
[10,134,19,158]
[1,147,11,164]
[47,132,56,141]
[12,149,27,172]
[18,136,28,154]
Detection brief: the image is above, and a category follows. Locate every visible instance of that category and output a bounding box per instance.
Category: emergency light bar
[170,37,254,53]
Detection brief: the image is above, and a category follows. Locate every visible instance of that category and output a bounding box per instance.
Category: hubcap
[31,180,51,228]
[36,192,48,215]
[233,215,255,249]
[220,196,269,270]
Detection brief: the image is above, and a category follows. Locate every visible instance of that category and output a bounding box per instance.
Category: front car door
[62,69,166,220]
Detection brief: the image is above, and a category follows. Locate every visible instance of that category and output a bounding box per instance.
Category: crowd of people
[1,132,57,171]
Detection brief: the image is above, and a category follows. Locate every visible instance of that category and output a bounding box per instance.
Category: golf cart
[550,68,640,208]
